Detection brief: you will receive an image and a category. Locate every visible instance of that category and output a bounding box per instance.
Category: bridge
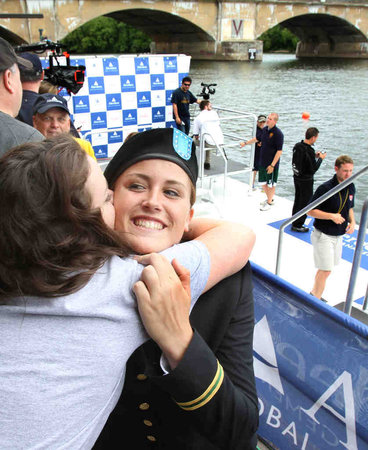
[1,0,368,60]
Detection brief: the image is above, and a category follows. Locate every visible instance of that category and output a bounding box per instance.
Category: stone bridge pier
[0,0,368,60]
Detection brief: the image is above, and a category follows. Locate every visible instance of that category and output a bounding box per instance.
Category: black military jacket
[93,262,258,449]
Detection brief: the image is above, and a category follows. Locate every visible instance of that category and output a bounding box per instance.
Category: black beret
[104,128,198,187]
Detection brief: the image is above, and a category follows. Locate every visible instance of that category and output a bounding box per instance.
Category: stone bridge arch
[254,3,368,59]
[104,8,216,55]
[281,13,368,58]
[1,0,368,60]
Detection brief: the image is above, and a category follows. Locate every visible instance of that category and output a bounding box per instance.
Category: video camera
[14,39,85,95]
[197,82,217,100]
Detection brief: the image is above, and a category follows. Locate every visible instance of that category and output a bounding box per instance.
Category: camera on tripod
[14,39,85,95]
[198,82,217,100]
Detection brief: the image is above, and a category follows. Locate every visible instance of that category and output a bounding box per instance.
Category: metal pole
[344,197,368,315]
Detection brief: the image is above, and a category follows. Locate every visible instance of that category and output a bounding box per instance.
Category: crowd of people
[0,37,259,449]
[0,35,357,448]
[238,107,355,300]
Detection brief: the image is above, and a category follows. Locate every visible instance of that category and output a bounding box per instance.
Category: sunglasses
[183,83,191,87]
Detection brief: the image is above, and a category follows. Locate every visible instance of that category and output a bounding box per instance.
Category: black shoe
[291,225,309,233]
[204,162,211,170]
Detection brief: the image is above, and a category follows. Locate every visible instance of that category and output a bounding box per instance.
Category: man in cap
[16,52,44,126]
[32,93,96,160]
[0,37,44,156]
[240,114,267,190]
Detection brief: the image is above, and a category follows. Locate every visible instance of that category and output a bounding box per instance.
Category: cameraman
[171,76,200,135]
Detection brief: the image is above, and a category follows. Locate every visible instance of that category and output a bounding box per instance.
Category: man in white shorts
[309,155,355,299]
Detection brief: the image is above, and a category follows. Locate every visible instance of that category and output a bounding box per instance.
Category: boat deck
[194,155,368,318]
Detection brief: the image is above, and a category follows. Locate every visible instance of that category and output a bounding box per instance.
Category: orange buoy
[302,111,310,120]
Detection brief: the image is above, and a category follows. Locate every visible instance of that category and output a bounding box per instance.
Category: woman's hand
[134,254,192,369]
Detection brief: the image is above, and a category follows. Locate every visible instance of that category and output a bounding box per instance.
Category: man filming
[171,76,200,135]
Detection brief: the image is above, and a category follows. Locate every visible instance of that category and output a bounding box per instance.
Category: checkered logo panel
[42,54,190,158]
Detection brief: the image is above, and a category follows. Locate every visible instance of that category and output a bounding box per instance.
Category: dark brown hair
[305,127,319,140]
[0,135,131,298]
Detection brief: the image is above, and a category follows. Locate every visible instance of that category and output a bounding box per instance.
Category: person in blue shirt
[309,155,356,299]
[171,76,200,135]
[258,113,284,211]
[240,114,267,190]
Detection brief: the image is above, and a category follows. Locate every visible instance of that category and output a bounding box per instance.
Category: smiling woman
[113,159,194,254]
[0,134,255,449]
[97,127,259,450]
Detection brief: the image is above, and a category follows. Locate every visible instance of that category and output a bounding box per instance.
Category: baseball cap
[33,93,70,115]
[257,114,267,122]
[104,128,198,187]
[0,37,32,72]
[18,52,43,77]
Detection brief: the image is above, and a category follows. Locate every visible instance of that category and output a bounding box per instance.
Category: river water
[189,54,368,223]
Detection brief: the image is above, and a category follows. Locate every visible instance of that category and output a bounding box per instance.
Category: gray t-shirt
[0,241,210,449]
[0,110,44,156]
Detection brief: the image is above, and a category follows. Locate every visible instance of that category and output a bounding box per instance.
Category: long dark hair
[0,135,131,298]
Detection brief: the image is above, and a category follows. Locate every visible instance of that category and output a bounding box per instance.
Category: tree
[258,25,299,53]
[61,16,151,54]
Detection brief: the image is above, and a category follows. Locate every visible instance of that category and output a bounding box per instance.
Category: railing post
[344,197,368,315]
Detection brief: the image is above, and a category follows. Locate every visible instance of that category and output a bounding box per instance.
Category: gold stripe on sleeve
[176,361,224,411]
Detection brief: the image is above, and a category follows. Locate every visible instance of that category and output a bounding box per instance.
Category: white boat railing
[194,107,257,206]
[275,164,368,316]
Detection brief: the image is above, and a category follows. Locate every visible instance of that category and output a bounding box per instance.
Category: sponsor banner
[104,75,121,94]
[94,144,108,159]
[121,75,136,92]
[166,121,176,129]
[108,129,123,145]
[151,90,165,108]
[149,56,165,74]
[135,74,151,92]
[91,132,108,148]
[85,58,104,76]
[138,125,152,133]
[106,110,122,129]
[137,107,152,126]
[41,54,191,158]
[121,92,137,110]
[103,58,119,76]
[135,57,150,74]
[74,113,91,134]
[106,94,122,111]
[137,91,152,109]
[73,96,90,114]
[165,89,174,106]
[88,77,105,95]
[150,74,165,90]
[164,56,177,73]
[91,112,107,129]
[252,263,368,450]
[123,109,138,127]
[152,107,165,123]
[165,105,174,122]
[89,94,106,113]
